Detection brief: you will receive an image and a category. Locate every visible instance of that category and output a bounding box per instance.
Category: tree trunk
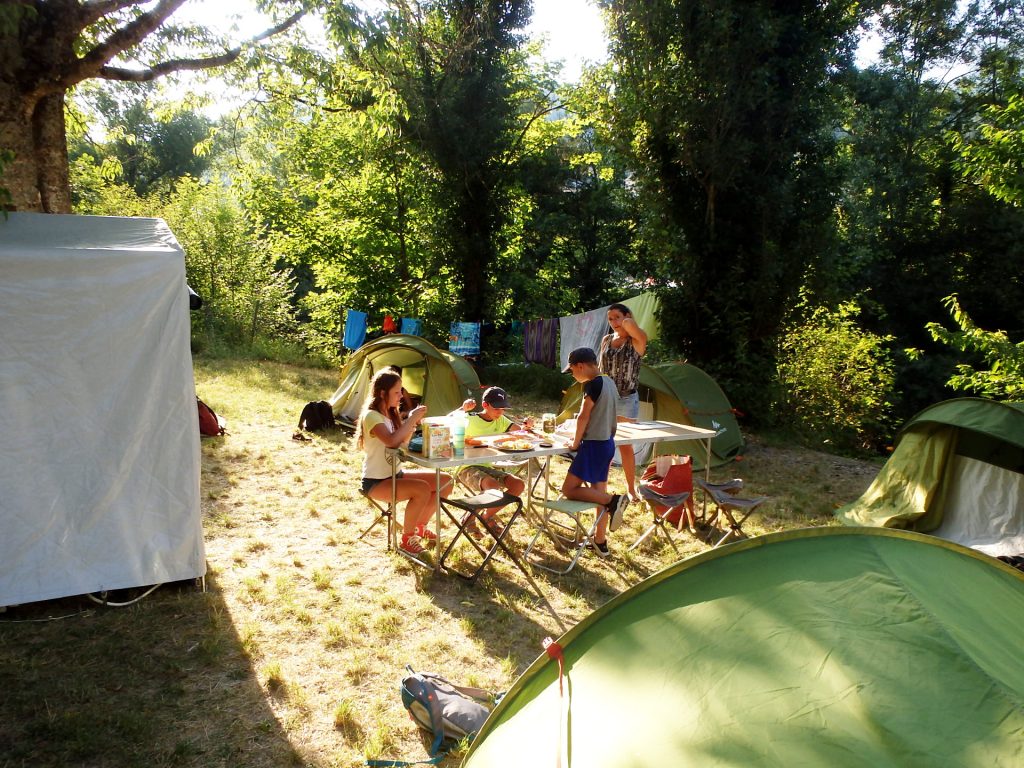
[1,89,72,212]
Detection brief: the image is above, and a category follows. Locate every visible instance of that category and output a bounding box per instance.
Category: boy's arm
[571,397,594,451]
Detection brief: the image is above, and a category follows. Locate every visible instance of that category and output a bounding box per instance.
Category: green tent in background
[329,334,481,429]
[836,398,1024,557]
[558,361,743,468]
[462,529,1024,768]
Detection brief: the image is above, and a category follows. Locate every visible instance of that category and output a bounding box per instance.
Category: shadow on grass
[0,574,303,768]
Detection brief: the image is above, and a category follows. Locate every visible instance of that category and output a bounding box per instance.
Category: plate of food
[493,436,538,452]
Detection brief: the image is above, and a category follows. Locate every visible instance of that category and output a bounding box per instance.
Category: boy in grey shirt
[562,347,631,555]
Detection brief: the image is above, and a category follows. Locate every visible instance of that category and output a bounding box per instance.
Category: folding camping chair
[524,494,607,574]
[358,490,395,551]
[629,459,695,555]
[698,479,768,547]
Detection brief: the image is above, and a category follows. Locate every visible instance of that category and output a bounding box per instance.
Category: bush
[775,301,895,452]
[478,363,568,402]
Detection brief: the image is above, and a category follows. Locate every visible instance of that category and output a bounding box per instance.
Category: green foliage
[926,295,1024,399]
[603,0,862,412]
[775,302,896,452]
[162,178,299,352]
[478,363,568,402]
[954,93,1024,207]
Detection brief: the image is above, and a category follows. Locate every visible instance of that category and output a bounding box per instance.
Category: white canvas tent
[0,213,205,607]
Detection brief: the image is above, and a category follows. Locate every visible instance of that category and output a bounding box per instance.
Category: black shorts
[361,471,402,494]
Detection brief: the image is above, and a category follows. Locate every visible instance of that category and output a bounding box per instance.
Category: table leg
[434,469,442,573]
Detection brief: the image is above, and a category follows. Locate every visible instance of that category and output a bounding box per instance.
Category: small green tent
[329,335,481,429]
[462,528,1024,768]
[558,361,743,468]
[836,397,1024,557]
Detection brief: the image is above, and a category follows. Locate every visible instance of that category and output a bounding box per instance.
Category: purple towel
[524,318,559,368]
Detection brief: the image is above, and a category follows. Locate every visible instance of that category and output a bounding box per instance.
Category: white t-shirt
[361,410,395,480]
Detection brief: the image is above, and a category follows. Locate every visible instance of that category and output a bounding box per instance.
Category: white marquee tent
[0,213,205,607]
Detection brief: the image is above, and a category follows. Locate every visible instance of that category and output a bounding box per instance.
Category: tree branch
[98,10,305,82]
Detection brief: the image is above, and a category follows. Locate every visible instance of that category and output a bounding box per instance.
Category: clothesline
[342,291,660,366]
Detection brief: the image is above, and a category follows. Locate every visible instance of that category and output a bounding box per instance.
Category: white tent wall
[0,213,205,607]
[933,456,1024,557]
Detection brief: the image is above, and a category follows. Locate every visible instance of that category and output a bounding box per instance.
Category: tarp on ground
[558,361,743,469]
[836,397,1024,557]
[0,213,205,607]
[462,528,1024,768]
[329,334,481,428]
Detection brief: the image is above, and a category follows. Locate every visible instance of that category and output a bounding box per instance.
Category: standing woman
[598,303,648,502]
[356,369,453,555]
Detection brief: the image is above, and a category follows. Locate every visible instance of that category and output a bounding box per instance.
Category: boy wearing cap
[452,387,534,538]
[562,347,630,556]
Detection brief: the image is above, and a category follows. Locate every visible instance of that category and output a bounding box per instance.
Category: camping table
[389,419,716,567]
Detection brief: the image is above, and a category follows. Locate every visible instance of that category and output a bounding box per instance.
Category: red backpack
[197,397,226,436]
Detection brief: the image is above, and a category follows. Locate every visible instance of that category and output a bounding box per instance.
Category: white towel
[559,306,609,371]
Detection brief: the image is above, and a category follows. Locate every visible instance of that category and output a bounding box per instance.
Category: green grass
[0,356,879,767]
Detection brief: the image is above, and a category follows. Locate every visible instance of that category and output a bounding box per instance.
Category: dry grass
[0,357,880,768]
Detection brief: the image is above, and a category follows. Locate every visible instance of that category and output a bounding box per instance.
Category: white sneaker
[607,494,629,532]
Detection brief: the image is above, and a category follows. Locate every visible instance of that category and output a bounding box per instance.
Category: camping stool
[694,477,743,525]
[358,491,395,551]
[438,490,568,631]
[524,497,607,574]
[701,485,768,547]
[629,488,693,556]
[438,490,524,583]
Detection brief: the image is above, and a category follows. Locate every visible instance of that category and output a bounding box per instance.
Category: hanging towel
[383,314,398,334]
[343,309,368,350]
[449,321,481,356]
[400,317,422,336]
[524,318,559,368]
[558,306,610,372]
[621,291,661,341]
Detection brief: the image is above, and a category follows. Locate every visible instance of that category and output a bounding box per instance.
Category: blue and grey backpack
[367,665,499,766]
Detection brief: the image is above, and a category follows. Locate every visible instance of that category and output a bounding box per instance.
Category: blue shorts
[616,391,640,420]
[569,438,615,484]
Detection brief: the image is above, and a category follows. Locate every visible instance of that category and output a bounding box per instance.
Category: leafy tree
[926,294,1024,399]
[164,177,299,351]
[601,0,864,416]
[776,301,896,452]
[329,0,538,322]
[0,0,305,212]
[839,0,1024,416]
[70,84,216,197]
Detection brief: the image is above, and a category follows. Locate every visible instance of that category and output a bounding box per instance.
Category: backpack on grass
[197,397,226,437]
[367,665,498,766]
[297,400,336,431]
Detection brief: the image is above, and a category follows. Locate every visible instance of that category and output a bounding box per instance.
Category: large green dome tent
[836,397,1024,557]
[329,335,481,429]
[461,528,1024,768]
[558,361,743,468]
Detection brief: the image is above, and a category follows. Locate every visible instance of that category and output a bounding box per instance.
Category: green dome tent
[558,361,743,468]
[462,529,1024,768]
[329,335,481,429]
[836,397,1024,558]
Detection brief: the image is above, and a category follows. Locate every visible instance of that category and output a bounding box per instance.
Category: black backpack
[297,400,336,431]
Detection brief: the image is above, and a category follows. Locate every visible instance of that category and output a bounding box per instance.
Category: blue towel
[343,309,368,350]
[400,317,422,336]
[449,321,481,356]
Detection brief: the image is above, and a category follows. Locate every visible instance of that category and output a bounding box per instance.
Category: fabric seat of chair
[525,497,606,574]
[703,486,768,547]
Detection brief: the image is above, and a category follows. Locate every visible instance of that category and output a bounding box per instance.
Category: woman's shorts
[568,438,616,484]
[361,471,403,495]
[616,390,640,420]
